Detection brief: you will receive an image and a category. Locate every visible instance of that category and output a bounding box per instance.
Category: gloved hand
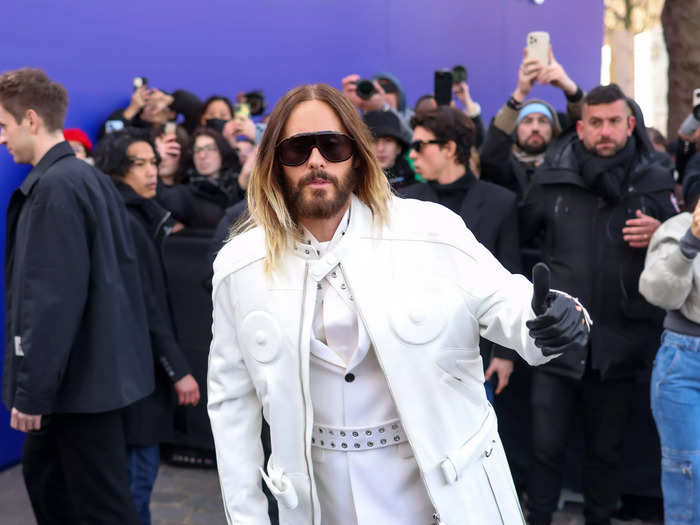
[526,263,591,356]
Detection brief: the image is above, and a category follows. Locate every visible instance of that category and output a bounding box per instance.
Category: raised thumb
[532,262,551,315]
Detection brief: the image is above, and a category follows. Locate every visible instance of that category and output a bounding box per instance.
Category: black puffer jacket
[520,102,678,380]
[115,181,192,445]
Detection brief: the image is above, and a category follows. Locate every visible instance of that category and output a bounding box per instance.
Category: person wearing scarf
[520,84,678,525]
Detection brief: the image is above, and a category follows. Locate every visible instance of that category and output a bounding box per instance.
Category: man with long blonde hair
[208,83,590,525]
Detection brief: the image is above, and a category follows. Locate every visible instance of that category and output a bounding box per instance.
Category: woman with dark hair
[157,127,245,229]
[93,132,200,525]
[199,95,234,127]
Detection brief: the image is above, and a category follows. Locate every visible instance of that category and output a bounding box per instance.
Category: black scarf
[573,137,637,204]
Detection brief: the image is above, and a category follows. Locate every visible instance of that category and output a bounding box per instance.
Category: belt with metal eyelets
[311,418,407,451]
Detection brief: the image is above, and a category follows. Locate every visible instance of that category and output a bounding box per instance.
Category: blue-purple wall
[0,0,604,468]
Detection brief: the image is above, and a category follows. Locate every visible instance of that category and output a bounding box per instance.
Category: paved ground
[0,462,661,525]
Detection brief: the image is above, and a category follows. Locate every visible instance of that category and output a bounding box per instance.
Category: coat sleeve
[170,89,203,134]
[448,212,555,367]
[518,181,547,245]
[12,194,90,414]
[639,216,695,311]
[133,224,191,382]
[495,192,522,275]
[208,275,270,525]
[479,107,517,189]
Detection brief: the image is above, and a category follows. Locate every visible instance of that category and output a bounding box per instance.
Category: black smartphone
[434,70,453,106]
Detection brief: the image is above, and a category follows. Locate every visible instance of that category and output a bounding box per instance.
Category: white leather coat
[208,195,554,525]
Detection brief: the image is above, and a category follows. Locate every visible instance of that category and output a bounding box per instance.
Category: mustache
[299,170,338,187]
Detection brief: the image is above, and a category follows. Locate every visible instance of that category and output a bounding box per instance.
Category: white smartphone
[694,88,700,108]
[527,31,550,66]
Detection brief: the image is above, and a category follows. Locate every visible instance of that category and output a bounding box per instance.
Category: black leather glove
[526,263,591,356]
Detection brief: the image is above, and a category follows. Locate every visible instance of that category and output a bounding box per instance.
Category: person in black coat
[0,68,150,524]
[400,106,521,393]
[157,127,244,230]
[94,132,201,525]
[520,84,679,525]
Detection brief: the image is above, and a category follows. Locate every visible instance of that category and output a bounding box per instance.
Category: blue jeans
[126,445,160,525]
[651,330,700,525]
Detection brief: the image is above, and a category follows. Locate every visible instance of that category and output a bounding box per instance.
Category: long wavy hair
[244,83,392,274]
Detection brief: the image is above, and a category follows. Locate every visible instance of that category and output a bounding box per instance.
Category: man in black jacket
[520,84,678,525]
[0,68,152,524]
[401,106,520,396]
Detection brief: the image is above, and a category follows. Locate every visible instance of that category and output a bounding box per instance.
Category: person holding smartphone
[480,44,583,203]
[100,78,202,139]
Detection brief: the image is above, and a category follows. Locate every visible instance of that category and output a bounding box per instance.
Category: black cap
[363,110,408,151]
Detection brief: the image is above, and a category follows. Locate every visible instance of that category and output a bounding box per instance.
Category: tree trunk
[662,0,700,140]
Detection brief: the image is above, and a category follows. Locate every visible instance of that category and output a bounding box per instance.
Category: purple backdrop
[0,0,604,467]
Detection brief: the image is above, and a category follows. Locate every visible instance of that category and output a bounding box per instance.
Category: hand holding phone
[515,49,544,101]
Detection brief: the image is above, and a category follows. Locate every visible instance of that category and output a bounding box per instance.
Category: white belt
[311,418,407,451]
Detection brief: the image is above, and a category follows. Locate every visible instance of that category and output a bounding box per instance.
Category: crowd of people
[1,41,700,525]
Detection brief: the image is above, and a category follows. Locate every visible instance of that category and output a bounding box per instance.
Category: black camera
[244,90,266,116]
[355,80,377,100]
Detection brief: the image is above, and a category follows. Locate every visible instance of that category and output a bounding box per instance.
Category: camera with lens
[355,79,377,100]
[679,88,700,136]
[244,90,266,116]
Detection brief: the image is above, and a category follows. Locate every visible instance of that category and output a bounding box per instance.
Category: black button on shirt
[344,373,355,383]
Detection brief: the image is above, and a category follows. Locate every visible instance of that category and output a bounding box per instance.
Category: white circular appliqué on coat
[240,311,282,363]
[389,282,449,344]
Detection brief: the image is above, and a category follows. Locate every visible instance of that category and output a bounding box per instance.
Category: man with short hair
[520,84,679,525]
[0,67,152,524]
[207,83,590,524]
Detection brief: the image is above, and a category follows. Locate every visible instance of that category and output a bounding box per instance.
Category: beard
[517,134,548,155]
[281,167,360,221]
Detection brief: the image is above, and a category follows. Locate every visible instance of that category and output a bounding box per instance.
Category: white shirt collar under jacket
[296,202,370,369]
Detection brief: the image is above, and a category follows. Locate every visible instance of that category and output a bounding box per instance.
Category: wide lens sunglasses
[276,131,355,166]
[410,139,445,153]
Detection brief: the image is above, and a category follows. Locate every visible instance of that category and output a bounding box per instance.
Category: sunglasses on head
[276,131,355,167]
[410,139,446,153]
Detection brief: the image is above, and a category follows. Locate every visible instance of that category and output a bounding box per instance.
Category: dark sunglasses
[410,139,445,153]
[276,132,355,166]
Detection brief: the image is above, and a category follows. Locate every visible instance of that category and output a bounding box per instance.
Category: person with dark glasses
[207,83,590,525]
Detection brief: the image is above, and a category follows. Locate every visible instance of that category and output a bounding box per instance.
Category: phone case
[527,32,550,66]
